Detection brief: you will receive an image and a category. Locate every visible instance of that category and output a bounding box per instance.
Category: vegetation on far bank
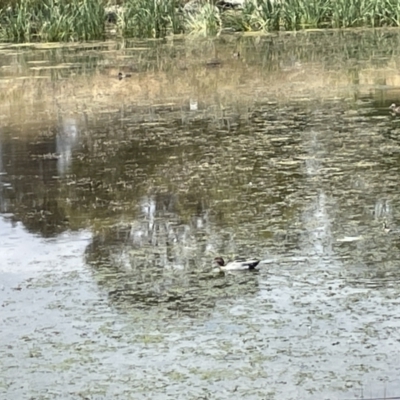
[2,0,400,42]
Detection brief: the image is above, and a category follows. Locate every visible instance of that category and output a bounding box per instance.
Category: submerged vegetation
[2,0,400,42]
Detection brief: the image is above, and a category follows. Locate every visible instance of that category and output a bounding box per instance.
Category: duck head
[214,257,225,267]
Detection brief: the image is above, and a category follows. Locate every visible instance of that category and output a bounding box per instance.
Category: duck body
[214,257,260,271]
[383,221,391,233]
[118,72,132,80]
[389,103,400,114]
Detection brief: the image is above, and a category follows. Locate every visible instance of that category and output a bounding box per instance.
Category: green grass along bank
[1,0,400,42]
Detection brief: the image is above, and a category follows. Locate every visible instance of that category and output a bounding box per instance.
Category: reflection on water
[2,30,400,399]
[56,118,80,176]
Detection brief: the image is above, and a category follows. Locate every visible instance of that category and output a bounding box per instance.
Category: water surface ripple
[1,31,400,399]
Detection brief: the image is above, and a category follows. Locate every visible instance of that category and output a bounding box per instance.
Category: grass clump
[0,0,106,42]
[2,0,400,42]
[222,0,280,32]
[185,2,222,36]
[229,0,400,31]
[281,0,329,29]
[118,0,184,38]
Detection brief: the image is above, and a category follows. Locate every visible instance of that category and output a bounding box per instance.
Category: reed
[0,0,106,42]
[251,0,281,31]
[118,0,184,38]
[221,1,255,32]
[281,0,329,29]
[185,2,222,35]
[385,0,400,26]
[2,0,400,42]
[237,0,400,31]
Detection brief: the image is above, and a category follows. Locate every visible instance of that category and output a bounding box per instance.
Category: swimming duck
[383,221,392,233]
[389,103,400,114]
[214,257,260,271]
[118,72,132,80]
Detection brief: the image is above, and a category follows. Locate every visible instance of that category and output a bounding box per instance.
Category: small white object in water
[336,236,363,242]
[190,99,198,111]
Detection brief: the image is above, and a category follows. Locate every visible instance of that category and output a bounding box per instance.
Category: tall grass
[252,0,281,31]
[281,0,330,29]
[222,0,400,32]
[221,0,280,32]
[0,0,32,42]
[386,0,400,26]
[2,0,400,42]
[186,2,222,36]
[118,0,184,38]
[0,0,106,42]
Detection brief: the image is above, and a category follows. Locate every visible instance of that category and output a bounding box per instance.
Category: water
[2,30,400,399]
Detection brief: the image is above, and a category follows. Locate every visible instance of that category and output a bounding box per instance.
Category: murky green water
[2,30,400,399]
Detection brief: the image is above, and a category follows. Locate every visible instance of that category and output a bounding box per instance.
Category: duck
[383,221,392,233]
[389,103,400,114]
[118,72,132,80]
[214,256,260,271]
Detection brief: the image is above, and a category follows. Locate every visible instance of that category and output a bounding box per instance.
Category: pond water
[2,30,400,399]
